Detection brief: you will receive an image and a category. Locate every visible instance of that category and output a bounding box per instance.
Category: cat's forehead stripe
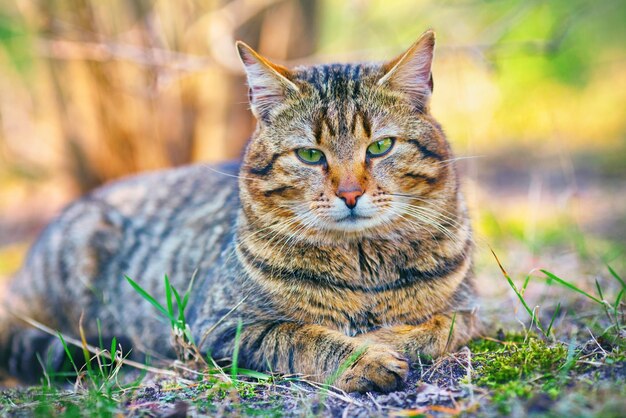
[352,110,371,138]
[296,63,374,102]
[295,63,377,155]
[313,106,337,145]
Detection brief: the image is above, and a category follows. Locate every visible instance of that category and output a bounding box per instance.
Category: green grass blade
[97,319,103,351]
[176,287,187,313]
[491,249,545,334]
[182,269,198,311]
[614,289,624,310]
[608,265,626,290]
[164,275,174,326]
[235,368,272,380]
[171,286,185,324]
[445,312,457,351]
[106,336,117,376]
[324,345,368,388]
[546,302,561,337]
[45,371,77,379]
[231,319,243,380]
[80,340,94,384]
[507,273,539,327]
[521,274,531,295]
[125,275,170,318]
[110,337,117,360]
[57,332,79,375]
[541,270,602,304]
[595,279,605,301]
[614,289,624,321]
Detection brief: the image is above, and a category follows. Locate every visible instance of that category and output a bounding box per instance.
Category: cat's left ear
[236,41,299,121]
[377,30,435,111]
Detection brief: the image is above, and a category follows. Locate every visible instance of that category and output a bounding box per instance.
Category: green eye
[367,137,395,157]
[296,148,325,164]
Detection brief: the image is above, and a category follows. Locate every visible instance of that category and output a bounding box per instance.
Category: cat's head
[237,30,458,243]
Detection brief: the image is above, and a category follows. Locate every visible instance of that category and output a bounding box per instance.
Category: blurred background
[0,0,625,310]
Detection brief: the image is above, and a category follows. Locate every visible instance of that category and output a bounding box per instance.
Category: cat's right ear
[236,41,299,121]
[377,30,436,111]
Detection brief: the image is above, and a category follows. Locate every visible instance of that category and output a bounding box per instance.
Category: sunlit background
[1,0,625,317]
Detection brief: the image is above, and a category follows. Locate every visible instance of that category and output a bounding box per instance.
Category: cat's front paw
[334,345,409,393]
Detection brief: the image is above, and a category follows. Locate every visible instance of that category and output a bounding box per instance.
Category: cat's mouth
[324,211,387,233]
[295,196,390,234]
[336,212,372,223]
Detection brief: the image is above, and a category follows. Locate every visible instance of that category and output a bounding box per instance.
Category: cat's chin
[313,215,399,238]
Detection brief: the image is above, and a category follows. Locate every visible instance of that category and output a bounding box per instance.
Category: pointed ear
[235,41,299,121]
[377,30,435,110]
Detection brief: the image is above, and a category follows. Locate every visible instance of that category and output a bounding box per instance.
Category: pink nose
[337,188,363,209]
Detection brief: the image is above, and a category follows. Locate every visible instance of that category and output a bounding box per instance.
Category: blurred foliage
[0,0,625,265]
[0,0,624,185]
[0,7,33,74]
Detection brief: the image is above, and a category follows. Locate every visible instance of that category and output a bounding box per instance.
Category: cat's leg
[0,319,136,383]
[0,326,66,382]
[355,312,479,362]
[234,322,409,393]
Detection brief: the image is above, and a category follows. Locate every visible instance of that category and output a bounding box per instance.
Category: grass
[12,261,619,416]
[0,274,277,417]
[125,273,196,347]
[473,245,625,414]
[465,330,625,416]
[10,325,147,417]
[1,226,625,417]
[0,254,623,417]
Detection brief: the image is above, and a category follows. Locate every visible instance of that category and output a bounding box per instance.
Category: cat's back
[89,161,240,233]
[10,162,241,332]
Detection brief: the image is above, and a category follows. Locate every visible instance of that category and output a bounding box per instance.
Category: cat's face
[238,31,457,242]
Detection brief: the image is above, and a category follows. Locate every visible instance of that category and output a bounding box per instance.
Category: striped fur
[0,30,479,392]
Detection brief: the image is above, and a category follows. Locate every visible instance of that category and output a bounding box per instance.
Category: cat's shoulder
[93,161,239,199]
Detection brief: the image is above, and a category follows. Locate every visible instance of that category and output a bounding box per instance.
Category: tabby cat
[0,30,478,393]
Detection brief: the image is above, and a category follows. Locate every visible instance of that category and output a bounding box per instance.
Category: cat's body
[4,163,241,362]
[1,31,479,392]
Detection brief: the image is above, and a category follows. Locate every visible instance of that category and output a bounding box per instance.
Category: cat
[0,30,479,393]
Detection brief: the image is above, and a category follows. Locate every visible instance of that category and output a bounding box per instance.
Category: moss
[469,334,573,414]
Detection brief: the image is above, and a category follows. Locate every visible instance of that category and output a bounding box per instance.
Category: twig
[295,378,365,407]
[586,328,608,356]
[367,392,383,413]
